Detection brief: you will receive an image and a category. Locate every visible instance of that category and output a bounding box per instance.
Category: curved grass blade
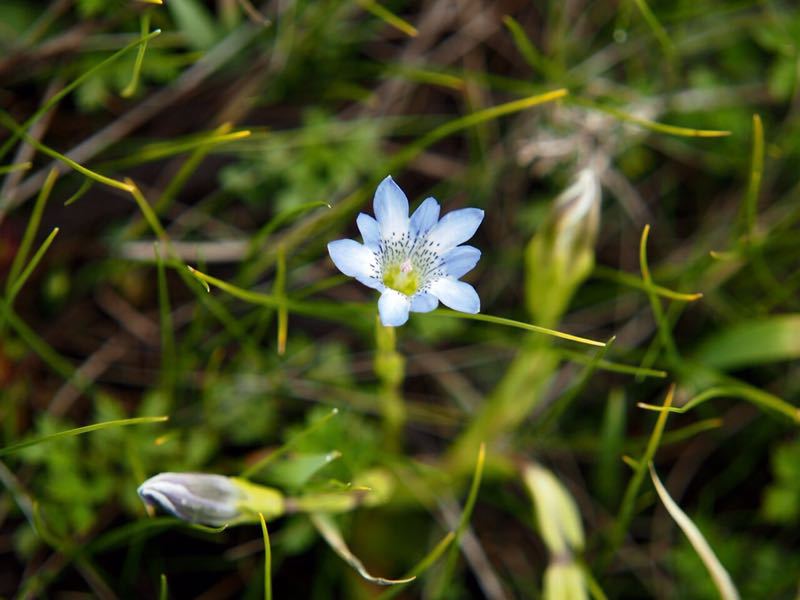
[649,463,740,600]
[639,225,679,362]
[0,111,134,192]
[390,89,568,169]
[0,416,168,457]
[574,98,731,138]
[427,310,606,347]
[126,180,168,240]
[594,265,703,302]
[122,12,153,98]
[63,179,93,207]
[637,384,800,424]
[311,513,415,586]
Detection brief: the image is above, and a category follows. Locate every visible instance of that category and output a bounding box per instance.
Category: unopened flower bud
[526,168,602,326]
[138,472,245,527]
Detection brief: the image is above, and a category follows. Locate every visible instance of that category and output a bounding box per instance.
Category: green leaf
[692,315,800,370]
[167,0,219,50]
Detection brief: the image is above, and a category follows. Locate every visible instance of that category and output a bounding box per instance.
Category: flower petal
[427,208,484,250]
[327,239,377,280]
[428,278,480,314]
[410,292,438,313]
[378,289,411,326]
[357,213,381,250]
[373,176,409,238]
[355,274,385,291]
[410,197,440,237]
[442,245,481,278]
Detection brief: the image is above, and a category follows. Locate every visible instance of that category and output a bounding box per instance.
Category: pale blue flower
[328,176,483,326]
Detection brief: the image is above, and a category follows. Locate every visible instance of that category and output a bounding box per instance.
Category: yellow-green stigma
[383,259,419,296]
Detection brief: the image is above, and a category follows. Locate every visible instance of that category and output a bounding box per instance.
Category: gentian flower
[328,176,483,326]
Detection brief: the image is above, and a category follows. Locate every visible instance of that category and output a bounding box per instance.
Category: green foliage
[2,0,800,597]
[762,436,800,524]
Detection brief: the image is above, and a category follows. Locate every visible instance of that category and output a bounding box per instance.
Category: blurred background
[1,0,800,598]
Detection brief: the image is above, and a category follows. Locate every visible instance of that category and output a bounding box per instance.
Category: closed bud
[138,472,245,526]
[526,168,602,326]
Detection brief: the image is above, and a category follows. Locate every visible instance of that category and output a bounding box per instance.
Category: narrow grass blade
[574,98,731,138]
[127,180,168,240]
[741,113,764,242]
[437,443,486,595]
[639,225,679,362]
[649,463,740,600]
[0,30,162,162]
[596,389,626,506]
[241,408,338,479]
[502,16,555,78]
[63,179,93,206]
[122,12,152,98]
[110,129,252,169]
[259,513,272,600]
[377,532,456,600]
[538,338,616,432]
[557,349,667,378]
[7,227,59,304]
[637,384,800,424]
[631,0,676,61]
[240,200,330,284]
[188,266,280,308]
[594,265,703,302]
[608,385,674,561]
[155,244,176,396]
[275,246,288,355]
[0,161,32,175]
[426,310,606,347]
[5,167,58,294]
[387,65,464,90]
[0,111,134,192]
[311,513,415,585]
[0,300,88,392]
[152,123,236,216]
[391,89,568,168]
[357,0,417,37]
[0,416,168,457]
[159,574,168,600]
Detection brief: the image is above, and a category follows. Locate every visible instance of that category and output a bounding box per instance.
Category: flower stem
[374,315,406,451]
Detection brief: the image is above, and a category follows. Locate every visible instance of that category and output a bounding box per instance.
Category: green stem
[374,316,406,451]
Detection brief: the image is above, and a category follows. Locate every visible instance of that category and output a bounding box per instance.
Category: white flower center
[372,231,445,297]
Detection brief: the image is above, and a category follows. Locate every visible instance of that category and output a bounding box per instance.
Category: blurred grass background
[1,0,800,598]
